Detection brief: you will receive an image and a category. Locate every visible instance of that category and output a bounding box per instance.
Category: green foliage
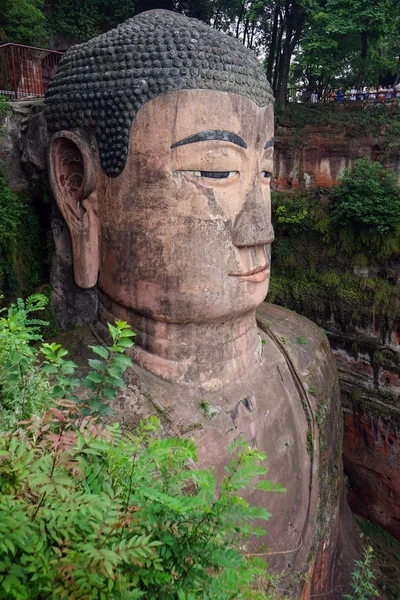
[0,296,283,599]
[357,518,400,599]
[45,0,135,41]
[275,103,400,141]
[198,399,219,419]
[0,294,136,424]
[0,410,280,599]
[331,159,400,235]
[274,198,308,232]
[0,95,8,118]
[0,294,50,428]
[344,546,379,600]
[0,96,9,139]
[290,0,399,91]
[269,174,400,331]
[269,267,400,332]
[0,179,47,299]
[42,320,135,417]
[296,336,307,345]
[0,0,47,46]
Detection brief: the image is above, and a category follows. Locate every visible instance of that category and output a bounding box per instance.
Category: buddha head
[45,10,274,346]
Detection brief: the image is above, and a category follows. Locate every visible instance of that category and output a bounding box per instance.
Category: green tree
[44,0,135,42]
[331,158,400,234]
[291,0,400,92]
[0,0,47,46]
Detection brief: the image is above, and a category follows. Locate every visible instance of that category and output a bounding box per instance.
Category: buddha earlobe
[48,131,99,289]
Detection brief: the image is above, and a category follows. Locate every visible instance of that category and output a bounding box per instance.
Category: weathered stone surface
[50,203,98,330]
[257,304,357,596]
[0,99,46,191]
[327,321,400,540]
[271,105,400,542]
[344,403,400,540]
[54,303,356,596]
[274,117,400,191]
[45,10,273,177]
[20,106,49,176]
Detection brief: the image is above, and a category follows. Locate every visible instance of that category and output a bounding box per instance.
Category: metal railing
[0,43,64,100]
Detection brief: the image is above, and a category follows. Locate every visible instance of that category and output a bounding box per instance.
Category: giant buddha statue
[45,10,356,596]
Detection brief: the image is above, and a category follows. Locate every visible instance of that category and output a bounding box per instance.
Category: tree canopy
[0,0,47,46]
[0,0,399,101]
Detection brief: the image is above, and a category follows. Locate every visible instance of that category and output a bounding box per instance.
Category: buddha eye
[261,171,272,178]
[181,170,238,179]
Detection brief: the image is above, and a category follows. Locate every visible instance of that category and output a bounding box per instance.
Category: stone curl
[45,10,273,177]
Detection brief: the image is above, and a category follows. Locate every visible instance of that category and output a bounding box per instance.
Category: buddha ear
[48,131,99,289]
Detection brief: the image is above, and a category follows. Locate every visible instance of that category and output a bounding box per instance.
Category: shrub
[0,294,50,428]
[344,545,379,600]
[0,179,46,298]
[0,411,281,599]
[0,296,283,599]
[0,294,135,426]
[330,159,400,235]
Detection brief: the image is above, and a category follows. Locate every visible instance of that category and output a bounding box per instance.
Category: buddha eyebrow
[264,138,274,149]
[171,130,247,149]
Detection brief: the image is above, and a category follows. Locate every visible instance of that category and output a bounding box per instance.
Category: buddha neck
[98,291,262,392]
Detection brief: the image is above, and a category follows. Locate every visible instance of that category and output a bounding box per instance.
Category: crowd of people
[309,82,400,103]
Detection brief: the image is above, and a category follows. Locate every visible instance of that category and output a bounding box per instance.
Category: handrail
[0,44,64,99]
[0,43,64,55]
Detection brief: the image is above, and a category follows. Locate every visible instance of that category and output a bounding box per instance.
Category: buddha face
[50,89,274,324]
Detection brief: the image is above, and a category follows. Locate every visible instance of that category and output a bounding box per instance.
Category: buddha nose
[232,185,274,247]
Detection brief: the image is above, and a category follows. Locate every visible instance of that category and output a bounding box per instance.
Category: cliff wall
[274,102,400,190]
[270,102,400,540]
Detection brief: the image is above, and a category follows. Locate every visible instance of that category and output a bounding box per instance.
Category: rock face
[4,11,357,592]
[344,404,400,540]
[0,99,47,191]
[332,323,400,540]
[271,103,400,542]
[274,105,400,191]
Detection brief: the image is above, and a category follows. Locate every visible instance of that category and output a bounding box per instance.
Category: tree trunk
[235,2,246,39]
[361,30,368,61]
[394,55,400,86]
[266,3,280,83]
[243,15,250,45]
[276,41,291,102]
[276,0,304,103]
[212,1,225,30]
[272,10,284,92]
[249,20,256,48]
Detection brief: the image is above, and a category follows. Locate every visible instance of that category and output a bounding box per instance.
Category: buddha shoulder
[257,302,337,391]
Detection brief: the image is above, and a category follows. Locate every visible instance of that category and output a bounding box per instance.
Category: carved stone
[46,9,357,595]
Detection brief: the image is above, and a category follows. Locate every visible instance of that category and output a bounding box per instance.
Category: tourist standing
[378,86,386,100]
